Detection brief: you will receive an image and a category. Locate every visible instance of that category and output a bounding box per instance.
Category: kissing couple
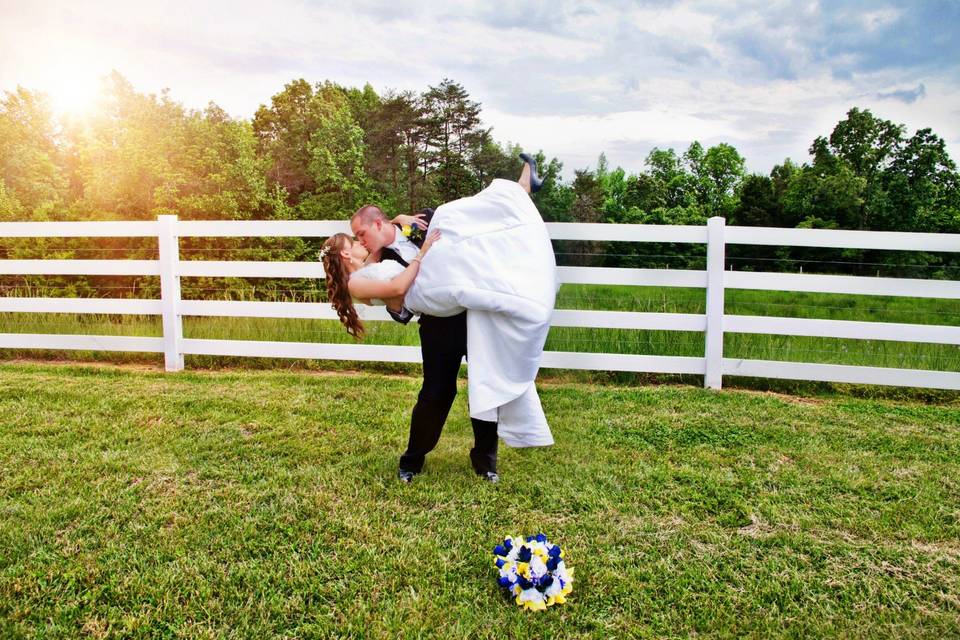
[319,154,557,484]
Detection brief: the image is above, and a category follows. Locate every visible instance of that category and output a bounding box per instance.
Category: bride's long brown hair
[320,233,364,339]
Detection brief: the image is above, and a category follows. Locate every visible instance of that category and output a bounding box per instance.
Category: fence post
[157,215,184,371]
[704,216,725,389]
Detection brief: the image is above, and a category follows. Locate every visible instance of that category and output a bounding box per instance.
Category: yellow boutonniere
[401,225,413,237]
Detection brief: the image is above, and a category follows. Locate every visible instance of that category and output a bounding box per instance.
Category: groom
[350,204,500,484]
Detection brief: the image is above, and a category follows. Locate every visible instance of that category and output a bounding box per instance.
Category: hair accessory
[318,246,331,261]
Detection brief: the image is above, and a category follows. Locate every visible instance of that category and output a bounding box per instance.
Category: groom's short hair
[352,204,387,225]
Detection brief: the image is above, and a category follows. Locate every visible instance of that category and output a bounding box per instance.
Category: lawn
[1,362,959,638]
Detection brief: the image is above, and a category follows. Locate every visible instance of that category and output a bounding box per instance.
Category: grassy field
[1,362,959,638]
[2,284,959,377]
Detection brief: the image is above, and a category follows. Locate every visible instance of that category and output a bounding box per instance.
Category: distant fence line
[0,217,958,391]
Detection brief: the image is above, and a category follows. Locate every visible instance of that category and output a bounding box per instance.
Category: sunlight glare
[49,74,99,117]
[44,57,105,117]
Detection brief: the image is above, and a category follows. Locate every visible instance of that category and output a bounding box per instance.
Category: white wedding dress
[353,178,558,448]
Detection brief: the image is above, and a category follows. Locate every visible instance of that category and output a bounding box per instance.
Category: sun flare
[47,72,100,117]
[38,50,108,117]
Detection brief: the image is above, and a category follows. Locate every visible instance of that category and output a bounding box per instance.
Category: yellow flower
[516,562,530,579]
[401,225,413,237]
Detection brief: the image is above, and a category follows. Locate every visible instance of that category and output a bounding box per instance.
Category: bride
[319,160,558,448]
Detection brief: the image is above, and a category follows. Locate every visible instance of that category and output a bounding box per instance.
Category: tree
[0,179,23,220]
[783,161,866,231]
[252,79,325,203]
[700,143,746,217]
[252,80,371,218]
[645,147,695,209]
[155,104,272,220]
[828,107,904,179]
[71,72,186,219]
[886,128,959,233]
[622,173,665,212]
[420,79,484,202]
[300,98,370,219]
[529,153,574,222]
[0,86,66,216]
[734,174,778,227]
[681,141,746,216]
[469,132,517,193]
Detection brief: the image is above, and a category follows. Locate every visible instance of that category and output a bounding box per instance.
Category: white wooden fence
[1,216,959,390]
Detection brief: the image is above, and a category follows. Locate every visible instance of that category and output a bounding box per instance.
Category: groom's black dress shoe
[519,152,544,193]
[477,471,500,484]
[398,470,416,483]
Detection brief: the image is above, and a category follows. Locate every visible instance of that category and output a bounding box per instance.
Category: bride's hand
[419,229,441,254]
[391,213,428,230]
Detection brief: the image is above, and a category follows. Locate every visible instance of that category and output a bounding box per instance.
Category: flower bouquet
[493,534,573,611]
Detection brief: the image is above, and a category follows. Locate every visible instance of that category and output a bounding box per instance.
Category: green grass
[1,362,959,638]
[2,285,958,376]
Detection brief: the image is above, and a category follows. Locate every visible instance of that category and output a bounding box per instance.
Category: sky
[1,0,958,179]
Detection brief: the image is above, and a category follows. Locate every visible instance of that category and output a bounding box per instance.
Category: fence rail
[1,216,958,391]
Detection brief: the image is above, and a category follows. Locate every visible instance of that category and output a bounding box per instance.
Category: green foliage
[358,89,429,214]
[162,107,272,220]
[70,72,182,219]
[420,78,485,202]
[0,179,24,220]
[530,153,574,222]
[0,87,66,216]
[646,146,697,209]
[699,143,746,217]
[253,79,371,219]
[783,161,866,229]
[302,102,370,219]
[2,74,959,291]
[63,73,274,222]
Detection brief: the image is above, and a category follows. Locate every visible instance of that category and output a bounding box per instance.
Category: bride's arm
[348,262,420,300]
[348,230,440,300]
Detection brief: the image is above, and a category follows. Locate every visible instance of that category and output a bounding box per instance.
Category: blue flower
[517,546,532,563]
[548,545,561,558]
[493,545,507,556]
[537,575,554,592]
[546,556,559,572]
[535,533,548,543]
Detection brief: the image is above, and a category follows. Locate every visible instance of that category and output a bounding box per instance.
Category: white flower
[545,578,564,599]
[529,556,548,579]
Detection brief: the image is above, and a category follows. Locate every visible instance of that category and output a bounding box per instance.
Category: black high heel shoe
[519,152,544,193]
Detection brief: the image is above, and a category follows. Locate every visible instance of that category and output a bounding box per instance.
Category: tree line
[1,71,958,295]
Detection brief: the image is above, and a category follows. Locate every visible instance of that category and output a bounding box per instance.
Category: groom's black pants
[399,311,498,475]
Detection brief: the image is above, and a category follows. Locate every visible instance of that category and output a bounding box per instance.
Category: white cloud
[860,7,902,32]
[1,0,958,176]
